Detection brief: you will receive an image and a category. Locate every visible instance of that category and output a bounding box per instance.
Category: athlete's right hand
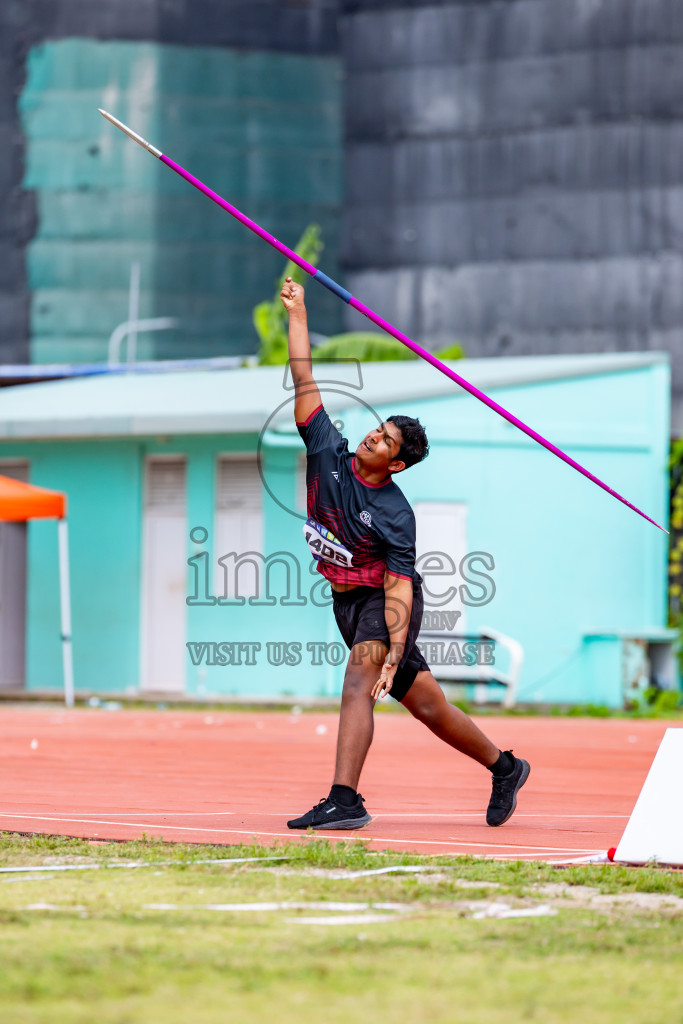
[371,659,398,702]
[280,276,305,314]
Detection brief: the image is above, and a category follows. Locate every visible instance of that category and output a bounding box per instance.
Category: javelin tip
[98,108,162,158]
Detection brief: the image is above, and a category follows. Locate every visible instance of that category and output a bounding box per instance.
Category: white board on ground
[614,728,683,866]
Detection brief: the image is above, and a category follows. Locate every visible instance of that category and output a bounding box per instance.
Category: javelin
[99,108,667,533]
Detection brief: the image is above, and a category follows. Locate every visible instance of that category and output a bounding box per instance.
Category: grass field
[0,833,681,1023]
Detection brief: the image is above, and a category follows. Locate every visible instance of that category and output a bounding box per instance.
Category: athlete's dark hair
[387,415,430,470]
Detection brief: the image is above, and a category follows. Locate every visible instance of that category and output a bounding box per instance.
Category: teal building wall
[22,442,143,691]
[20,39,344,364]
[181,434,336,699]
[357,365,671,706]
[1,431,332,697]
[0,356,671,706]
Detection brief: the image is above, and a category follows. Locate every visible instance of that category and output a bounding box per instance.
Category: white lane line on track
[487,852,604,861]
[410,837,603,853]
[0,814,247,835]
[0,812,238,818]
[368,815,630,823]
[1,811,630,820]
[447,839,611,852]
[0,814,601,856]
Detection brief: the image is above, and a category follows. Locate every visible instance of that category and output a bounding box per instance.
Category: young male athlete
[281,277,529,830]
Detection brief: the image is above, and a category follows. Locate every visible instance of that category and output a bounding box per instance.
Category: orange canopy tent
[0,476,73,706]
[0,475,66,520]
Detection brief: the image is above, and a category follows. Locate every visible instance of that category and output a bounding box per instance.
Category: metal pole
[57,518,74,708]
[108,317,177,366]
[126,260,141,364]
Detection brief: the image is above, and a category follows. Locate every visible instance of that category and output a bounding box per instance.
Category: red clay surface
[0,706,672,861]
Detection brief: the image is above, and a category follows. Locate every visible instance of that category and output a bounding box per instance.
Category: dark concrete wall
[6,0,683,426]
[0,0,340,364]
[341,0,683,426]
[0,5,37,362]
[12,1,339,52]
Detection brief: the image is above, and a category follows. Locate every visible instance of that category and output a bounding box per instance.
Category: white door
[214,457,263,600]
[415,501,468,631]
[140,457,187,692]
[0,461,29,689]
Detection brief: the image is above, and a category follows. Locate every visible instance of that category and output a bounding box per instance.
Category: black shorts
[332,578,429,702]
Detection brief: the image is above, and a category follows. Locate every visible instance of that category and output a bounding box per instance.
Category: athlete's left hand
[372,660,398,701]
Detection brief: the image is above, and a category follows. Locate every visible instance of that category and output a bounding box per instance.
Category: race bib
[303,518,354,568]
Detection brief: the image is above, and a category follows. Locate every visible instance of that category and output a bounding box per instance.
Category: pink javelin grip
[98,109,666,533]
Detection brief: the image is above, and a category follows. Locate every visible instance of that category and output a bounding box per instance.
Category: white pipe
[480,625,524,708]
[108,317,177,366]
[126,261,141,364]
[57,519,74,708]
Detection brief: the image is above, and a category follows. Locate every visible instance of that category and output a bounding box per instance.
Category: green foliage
[432,342,465,361]
[1,834,682,1024]
[254,223,323,365]
[312,332,417,362]
[313,332,465,364]
[566,703,612,718]
[628,686,682,717]
[650,688,682,712]
[668,440,683,678]
[253,224,465,365]
[669,439,683,606]
[2,833,683,891]
[556,696,682,719]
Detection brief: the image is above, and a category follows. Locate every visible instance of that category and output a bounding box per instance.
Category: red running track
[0,706,671,861]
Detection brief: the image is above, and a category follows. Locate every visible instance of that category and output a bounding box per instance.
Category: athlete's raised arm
[280,277,321,424]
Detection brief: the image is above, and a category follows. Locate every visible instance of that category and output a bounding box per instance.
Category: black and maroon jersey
[297,404,417,588]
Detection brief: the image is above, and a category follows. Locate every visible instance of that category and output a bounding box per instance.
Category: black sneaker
[287,794,372,830]
[486,753,530,826]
